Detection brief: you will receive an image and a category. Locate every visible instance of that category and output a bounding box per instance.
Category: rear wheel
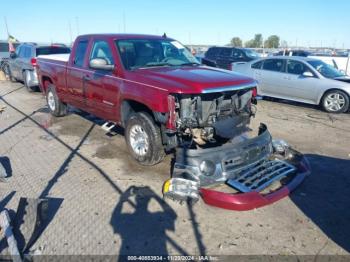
[321,90,349,113]
[46,84,67,117]
[125,112,165,166]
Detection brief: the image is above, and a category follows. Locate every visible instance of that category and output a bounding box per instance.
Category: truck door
[66,39,89,109]
[84,39,121,120]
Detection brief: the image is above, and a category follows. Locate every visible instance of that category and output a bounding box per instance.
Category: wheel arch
[318,88,350,105]
[40,75,54,94]
[120,99,155,127]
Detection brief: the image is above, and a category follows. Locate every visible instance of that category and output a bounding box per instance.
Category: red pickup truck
[37,34,310,210]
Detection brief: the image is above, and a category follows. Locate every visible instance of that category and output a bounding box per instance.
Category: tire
[23,70,36,92]
[125,112,165,166]
[46,84,67,117]
[321,90,349,113]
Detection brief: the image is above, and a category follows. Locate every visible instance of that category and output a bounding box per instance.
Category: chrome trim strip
[202,82,257,94]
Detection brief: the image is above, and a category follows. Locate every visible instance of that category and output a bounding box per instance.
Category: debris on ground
[0,106,6,113]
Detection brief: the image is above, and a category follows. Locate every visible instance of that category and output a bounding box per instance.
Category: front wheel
[321,90,349,113]
[125,112,165,166]
[46,84,67,117]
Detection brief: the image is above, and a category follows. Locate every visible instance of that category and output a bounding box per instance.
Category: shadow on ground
[291,154,350,252]
[110,186,177,257]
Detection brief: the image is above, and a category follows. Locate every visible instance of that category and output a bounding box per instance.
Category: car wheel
[23,70,36,92]
[125,112,165,166]
[46,84,67,117]
[321,90,349,113]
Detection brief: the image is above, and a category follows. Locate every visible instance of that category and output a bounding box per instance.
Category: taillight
[166,95,176,130]
[252,87,257,97]
[31,58,37,67]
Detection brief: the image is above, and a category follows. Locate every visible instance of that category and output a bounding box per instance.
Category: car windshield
[308,60,345,78]
[115,39,199,70]
[245,49,260,59]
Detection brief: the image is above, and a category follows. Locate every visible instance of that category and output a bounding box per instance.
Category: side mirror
[89,58,114,71]
[10,52,17,59]
[302,71,313,77]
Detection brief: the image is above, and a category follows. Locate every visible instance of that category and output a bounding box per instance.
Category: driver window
[287,60,312,75]
[90,40,114,65]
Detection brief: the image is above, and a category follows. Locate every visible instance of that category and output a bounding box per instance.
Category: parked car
[204,46,260,70]
[231,56,350,113]
[0,40,20,74]
[6,43,70,91]
[274,50,311,57]
[36,34,309,210]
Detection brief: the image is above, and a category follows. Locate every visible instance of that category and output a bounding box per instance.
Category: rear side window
[73,40,88,67]
[262,59,284,72]
[252,60,263,69]
[206,47,220,57]
[24,47,32,58]
[36,46,70,56]
[220,48,232,57]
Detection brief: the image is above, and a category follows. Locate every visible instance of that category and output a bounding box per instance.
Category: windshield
[115,39,199,70]
[308,60,345,78]
[245,49,260,59]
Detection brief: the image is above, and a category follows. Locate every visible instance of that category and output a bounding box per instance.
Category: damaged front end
[163,85,310,210]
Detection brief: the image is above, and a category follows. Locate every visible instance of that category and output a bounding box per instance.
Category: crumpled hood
[127,66,256,94]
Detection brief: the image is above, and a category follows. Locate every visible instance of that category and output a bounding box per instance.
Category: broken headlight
[199,160,216,176]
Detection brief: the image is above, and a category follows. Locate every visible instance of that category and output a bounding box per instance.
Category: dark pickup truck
[37,34,310,210]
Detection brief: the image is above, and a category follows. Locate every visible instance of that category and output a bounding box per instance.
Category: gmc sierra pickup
[37,34,310,210]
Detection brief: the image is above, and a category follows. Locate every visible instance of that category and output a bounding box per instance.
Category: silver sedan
[232,56,350,113]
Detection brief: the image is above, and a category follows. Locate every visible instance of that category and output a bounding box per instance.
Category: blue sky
[1,0,349,48]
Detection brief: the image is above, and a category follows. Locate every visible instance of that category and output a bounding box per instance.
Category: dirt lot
[0,80,349,257]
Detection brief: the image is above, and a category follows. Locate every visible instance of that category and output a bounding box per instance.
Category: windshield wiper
[179,62,201,66]
[139,62,172,69]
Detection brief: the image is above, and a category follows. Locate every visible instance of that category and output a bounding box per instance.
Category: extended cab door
[66,39,90,109]
[84,39,121,119]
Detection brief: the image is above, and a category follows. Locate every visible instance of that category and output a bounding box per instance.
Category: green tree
[245,34,263,48]
[230,37,243,47]
[264,35,280,48]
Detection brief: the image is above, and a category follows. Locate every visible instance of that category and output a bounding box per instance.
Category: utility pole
[123,12,126,33]
[4,16,9,37]
[75,16,80,36]
[68,20,73,44]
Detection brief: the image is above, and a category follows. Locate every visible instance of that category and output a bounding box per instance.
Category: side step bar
[101,122,116,132]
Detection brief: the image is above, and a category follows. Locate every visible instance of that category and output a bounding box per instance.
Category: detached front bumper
[200,154,310,210]
[164,124,311,210]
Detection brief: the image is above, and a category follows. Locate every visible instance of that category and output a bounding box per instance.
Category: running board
[101,122,116,132]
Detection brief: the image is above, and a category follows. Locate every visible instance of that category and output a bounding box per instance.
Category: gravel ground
[0,81,349,258]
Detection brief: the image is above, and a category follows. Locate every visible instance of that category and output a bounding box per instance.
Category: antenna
[162,33,167,38]
[68,20,73,43]
[4,16,9,37]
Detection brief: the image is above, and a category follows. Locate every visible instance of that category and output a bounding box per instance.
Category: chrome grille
[227,159,296,193]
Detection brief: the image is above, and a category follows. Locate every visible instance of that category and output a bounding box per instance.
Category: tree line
[230,34,280,48]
